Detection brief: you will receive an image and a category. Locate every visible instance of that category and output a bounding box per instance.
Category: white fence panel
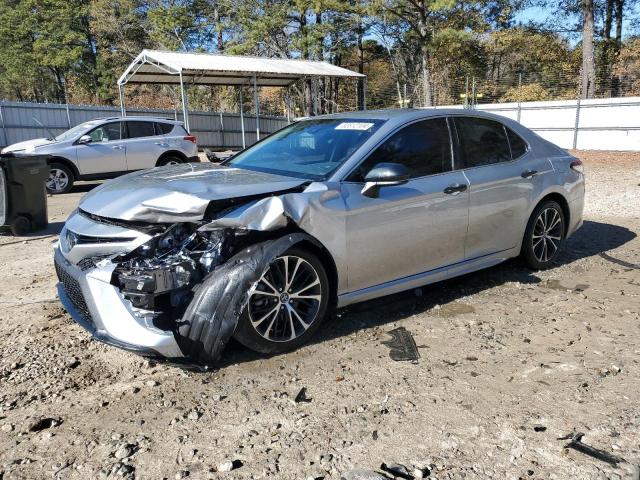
[437,96,640,151]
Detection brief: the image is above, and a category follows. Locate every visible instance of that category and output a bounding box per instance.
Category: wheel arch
[47,156,79,179]
[533,191,571,236]
[157,150,187,165]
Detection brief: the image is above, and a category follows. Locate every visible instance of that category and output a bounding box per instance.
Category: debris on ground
[381,327,420,363]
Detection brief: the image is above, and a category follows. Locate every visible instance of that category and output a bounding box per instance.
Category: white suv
[1,116,199,193]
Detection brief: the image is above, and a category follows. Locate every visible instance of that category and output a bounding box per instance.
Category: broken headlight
[113,225,229,311]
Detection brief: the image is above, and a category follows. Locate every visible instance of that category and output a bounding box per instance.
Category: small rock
[66,357,80,369]
[175,470,190,479]
[114,444,135,460]
[381,462,409,477]
[1,423,14,433]
[146,380,159,387]
[533,425,547,432]
[218,460,242,472]
[187,410,201,421]
[341,469,388,480]
[413,466,431,478]
[28,417,62,433]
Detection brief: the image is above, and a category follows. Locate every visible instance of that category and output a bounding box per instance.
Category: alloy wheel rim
[46,168,69,192]
[247,255,322,343]
[532,207,563,263]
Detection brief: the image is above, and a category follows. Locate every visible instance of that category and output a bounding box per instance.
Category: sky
[513,4,639,43]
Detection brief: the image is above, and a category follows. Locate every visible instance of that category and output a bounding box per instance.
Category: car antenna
[33,116,58,141]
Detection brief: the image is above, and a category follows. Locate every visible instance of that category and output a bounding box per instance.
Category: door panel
[462,155,551,257]
[75,122,126,175]
[123,121,166,171]
[342,171,469,293]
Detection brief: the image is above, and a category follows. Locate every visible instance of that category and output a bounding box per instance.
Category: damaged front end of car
[54,182,333,367]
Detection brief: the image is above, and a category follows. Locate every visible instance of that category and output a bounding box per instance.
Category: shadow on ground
[219,220,637,367]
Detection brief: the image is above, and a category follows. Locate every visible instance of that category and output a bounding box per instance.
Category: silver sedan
[54,109,585,365]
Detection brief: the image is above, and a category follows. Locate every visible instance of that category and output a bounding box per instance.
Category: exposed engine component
[113,224,231,312]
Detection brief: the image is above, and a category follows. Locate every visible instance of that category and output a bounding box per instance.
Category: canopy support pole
[239,85,246,149]
[363,77,368,110]
[118,84,126,116]
[179,71,190,132]
[252,74,260,141]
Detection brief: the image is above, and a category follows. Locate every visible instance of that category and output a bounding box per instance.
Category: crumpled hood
[1,138,54,154]
[79,163,309,223]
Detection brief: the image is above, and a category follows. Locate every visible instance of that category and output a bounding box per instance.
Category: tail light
[570,159,583,174]
[184,135,197,144]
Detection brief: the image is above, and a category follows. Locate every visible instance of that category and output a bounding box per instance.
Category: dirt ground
[0,151,639,480]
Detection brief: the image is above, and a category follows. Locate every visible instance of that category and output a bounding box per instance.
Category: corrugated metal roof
[119,50,365,87]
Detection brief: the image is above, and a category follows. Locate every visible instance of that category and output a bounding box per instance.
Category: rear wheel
[521,200,566,269]
[233,248,329,354]
[156,155,182,167]
[46,163,74,194]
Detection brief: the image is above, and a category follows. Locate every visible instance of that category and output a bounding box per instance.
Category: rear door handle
[521,169,538,179]
[111,145,124,150]
[443,184,468,195]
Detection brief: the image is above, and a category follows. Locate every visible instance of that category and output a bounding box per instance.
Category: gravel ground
[0,151,639,480]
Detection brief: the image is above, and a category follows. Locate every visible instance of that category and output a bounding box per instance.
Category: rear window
[454,117,511,168]
[155,122,174,135]
[506,127,528,159]
[126,121,155,139]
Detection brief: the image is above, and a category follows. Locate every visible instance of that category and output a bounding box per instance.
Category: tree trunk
[422,47,432,107]
[580,0,596,99]
[356,18,365,110]
[299,11,313,116]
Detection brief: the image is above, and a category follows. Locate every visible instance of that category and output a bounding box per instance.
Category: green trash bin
[0,153,49,235]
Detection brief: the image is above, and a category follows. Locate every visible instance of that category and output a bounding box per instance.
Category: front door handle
[443,184,468,195]
[521,169,538,179]
[111,145,124,150]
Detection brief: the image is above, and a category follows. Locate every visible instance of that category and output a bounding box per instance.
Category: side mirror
[361,162,410,198]
[78,135,92,145]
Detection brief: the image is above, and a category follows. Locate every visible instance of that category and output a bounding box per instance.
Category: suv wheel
[46,163,74,194]
[233,248,329,354]
[157,155,182,167]
[521,200,566,269]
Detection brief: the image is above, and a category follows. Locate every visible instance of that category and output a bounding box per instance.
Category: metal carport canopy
[117,50,366,145]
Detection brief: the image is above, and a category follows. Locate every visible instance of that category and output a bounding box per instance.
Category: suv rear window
[155,122,174,135]
[126,121,155,138]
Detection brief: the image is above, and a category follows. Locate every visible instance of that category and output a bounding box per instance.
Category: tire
[521,200,566,270]
[233,247,330,355]
[156,155,183,167]
[10,216,31,236]
[46,163,74,194]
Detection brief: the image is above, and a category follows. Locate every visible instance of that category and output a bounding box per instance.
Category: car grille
[54,258,93,324]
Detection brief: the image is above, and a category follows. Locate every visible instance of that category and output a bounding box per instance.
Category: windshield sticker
[335,122,375,131]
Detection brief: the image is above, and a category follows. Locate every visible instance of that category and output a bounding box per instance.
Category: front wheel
[233,248,330,354]
[46,163,74,194]
[521,200,566,269]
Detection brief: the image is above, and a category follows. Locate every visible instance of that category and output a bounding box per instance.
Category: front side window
[226,118,385,180]
[88,122,121,142]
[126,121,156,139]
[349,117,452,181]
[455,117,511,168]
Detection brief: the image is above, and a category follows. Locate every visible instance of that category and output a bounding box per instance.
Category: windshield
[54,121,102,142]
[226,118,385,180]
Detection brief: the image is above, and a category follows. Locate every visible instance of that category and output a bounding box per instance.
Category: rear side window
[351,118,452,181]
[506,127,527,159]
[454,117,511,168]
[126,121,155,139]
[155,122,174,135]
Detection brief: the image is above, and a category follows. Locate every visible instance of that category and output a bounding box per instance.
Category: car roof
[90,116,182,123]
[307,108,513,122]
